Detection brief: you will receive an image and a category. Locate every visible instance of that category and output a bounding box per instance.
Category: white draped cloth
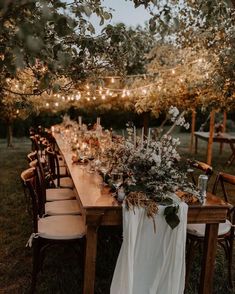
[111,202,188,294]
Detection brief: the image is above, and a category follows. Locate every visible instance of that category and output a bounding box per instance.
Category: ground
[0,132,234,293]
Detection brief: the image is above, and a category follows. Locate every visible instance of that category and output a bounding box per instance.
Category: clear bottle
[198,175,208,203]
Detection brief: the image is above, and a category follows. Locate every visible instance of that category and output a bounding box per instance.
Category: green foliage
[164,205,180,229]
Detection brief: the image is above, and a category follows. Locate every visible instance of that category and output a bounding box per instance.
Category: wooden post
[219,111,227,154]
[189,109,196,153]
[206,110,215,165]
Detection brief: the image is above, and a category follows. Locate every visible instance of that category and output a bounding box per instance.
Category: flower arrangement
[101,107,198,229]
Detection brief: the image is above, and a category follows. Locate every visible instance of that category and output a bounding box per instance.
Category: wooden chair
[45,147,73,188]
[22,168,86,293]
[33,160,81,216]
[187,159,213,185]
[186,172,235,289]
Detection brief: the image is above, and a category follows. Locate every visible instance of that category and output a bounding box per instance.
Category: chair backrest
[45,147,60,187]
[187,159,213,185]
[29,159,47,216]
[212,172,235,203]
[21,168,39,233]
[27,151,38,163]
[212,172,235,229]
[30,136,40,152]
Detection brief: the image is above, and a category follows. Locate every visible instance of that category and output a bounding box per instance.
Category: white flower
[169,106,179,117]
[151,154,161,165]
[184,122,190,129]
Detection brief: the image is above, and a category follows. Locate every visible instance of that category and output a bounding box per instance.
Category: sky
[90,0,151,33]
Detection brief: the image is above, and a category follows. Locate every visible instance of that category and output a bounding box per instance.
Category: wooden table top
[54,133,230,219]
[194,131,235,142]
[55,134,120,209]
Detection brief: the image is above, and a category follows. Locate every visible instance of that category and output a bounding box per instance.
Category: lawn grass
[0,134,234,294]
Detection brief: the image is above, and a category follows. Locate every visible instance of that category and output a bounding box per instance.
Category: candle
[97,117,101,125]
[78,116,82,126]
[141,127,144,149]
[147,128,151,151]
[133,126,136,149]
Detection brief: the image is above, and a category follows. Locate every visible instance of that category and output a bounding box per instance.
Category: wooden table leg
[83,224,99,294]
[199,223,219,294]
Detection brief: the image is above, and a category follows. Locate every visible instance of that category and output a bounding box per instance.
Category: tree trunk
[7,123,13,147]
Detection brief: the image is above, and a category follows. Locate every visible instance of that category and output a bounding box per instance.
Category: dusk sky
[90,0,151,32]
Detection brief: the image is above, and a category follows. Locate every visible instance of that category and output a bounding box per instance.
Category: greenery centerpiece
[101,107,198,229]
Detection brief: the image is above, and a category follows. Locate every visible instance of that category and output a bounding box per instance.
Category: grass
[0,133,234,294]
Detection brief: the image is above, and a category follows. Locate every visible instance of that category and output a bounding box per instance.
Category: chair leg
[31,238,41,294]
[228,237,234,288]
[185,238,198,290]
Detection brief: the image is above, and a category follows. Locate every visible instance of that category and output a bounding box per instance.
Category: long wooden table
[194,131,235,165]
[54,133,230,294]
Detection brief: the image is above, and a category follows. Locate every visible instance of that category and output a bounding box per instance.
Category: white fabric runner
[111,202,188,294]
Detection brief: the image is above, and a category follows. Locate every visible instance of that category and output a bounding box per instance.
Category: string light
[50,57,212,104]
[46,102,49,107]
[16,109,19,114]
[55,102,59,107]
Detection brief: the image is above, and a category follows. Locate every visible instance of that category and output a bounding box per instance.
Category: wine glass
[99,161,110,185]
